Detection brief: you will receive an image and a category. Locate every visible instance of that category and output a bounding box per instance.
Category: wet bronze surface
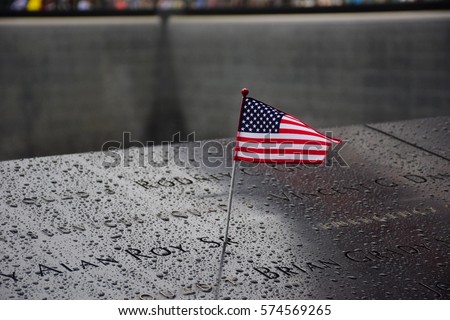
[0,117,449,299]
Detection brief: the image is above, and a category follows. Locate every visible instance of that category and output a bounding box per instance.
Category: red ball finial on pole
[241,88,249,97]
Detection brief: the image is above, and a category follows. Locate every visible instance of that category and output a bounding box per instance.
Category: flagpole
[220,158,238,256]
[214,88,248,299]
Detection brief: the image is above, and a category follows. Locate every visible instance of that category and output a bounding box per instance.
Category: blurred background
[1,1,448,12]
[0,1,449,161]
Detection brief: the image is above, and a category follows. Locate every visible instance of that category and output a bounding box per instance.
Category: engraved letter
[174,177,193,185]
[306,262,324,272]
[96,257,120,266]
[269,192,290,202]
[125,248,152,260]
[344,250,372,262]
[0,271,18,282]
[291,263,308,274]
[160,290,176,299]
[253,267,280,279]
[402,174,427,183]
[275,266,299,276]
[419,283,442,298]
[396,246,419,255]
[38,264,62,276]
[318,259,341,268]
[374,178,398,187]
[150,247,171,256]
[198,237,221,248]
[81,260,99,269]
[158,179,175,187]
[196,283,213,292]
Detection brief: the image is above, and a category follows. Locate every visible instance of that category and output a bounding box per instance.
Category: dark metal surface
[367,116,450,161]
[0,117,449,299]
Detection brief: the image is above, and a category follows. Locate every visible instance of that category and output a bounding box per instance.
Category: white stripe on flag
[235,151,326,161]
[237,132,330,142]
[279,123,324,134]
[236,141,329,151]
[281,116,340,143]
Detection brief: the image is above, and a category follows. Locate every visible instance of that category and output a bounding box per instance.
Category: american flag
[234,97,342,164]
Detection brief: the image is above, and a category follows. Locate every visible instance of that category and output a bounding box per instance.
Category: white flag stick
[221,158,238,256]
[214,159,238,299]
[215,88,248,299]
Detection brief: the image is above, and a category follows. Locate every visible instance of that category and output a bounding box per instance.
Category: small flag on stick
[215,88,341,299]
[235,94,341,164]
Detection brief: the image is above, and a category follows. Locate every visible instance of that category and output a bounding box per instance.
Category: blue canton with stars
[239,98,285,133]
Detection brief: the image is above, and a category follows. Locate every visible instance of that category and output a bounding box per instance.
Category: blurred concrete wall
[0,12,449,160]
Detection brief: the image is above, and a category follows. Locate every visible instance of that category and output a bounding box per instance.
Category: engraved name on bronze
[135,172,231,190]
[254,258,341,280]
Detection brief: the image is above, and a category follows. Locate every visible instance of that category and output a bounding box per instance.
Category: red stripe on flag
[233,154,324,164]
[234,97,342,165]
[235,146,327,155]
[236,136,331,146]
[282,115,341,144]
[280,117,308,128]
[278,128,330,138]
